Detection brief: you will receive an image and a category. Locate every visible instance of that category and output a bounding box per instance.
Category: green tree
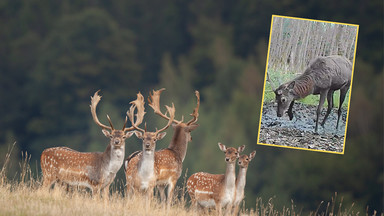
[26,8,141,154]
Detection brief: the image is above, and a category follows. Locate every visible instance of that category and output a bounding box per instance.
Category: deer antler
[266,72,277,92]
[186,90,200,125]
[126,92,146,132]
[155,103,175,135]
[148,88,183,124]
[90,90,113,131]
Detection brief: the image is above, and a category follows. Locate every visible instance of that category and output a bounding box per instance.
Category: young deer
[187,143,245,215]
[232,151,256,215]
[40,90,144,196]
[124,98,175,198]
[124,88,199,206]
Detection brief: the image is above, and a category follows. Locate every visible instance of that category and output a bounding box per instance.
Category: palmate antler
[148,88,200,125]
[127,91,175,135]
[90,90,113,131]
[90,90,145,132]
[186,90,199,126]
[125,92,146,132]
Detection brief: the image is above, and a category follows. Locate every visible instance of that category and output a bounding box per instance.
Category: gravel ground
[258,102,348,153]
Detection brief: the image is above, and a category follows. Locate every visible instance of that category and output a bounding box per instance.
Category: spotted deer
[187,143,245,215]
[124,97,175,198]
[272,55,352,133]
[124,88,199,205]
[232,151,256,215]
[40,90,144,196]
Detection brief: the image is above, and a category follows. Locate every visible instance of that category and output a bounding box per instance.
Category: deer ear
[287,81,295,89]
[187,124,199,132]
[249,151,256,161]
[238,145,245,153]
[124,131,134,139]
[218,143,226,152]
[102,129,112,138]
[134,131,143,139]
[156,132,167,140]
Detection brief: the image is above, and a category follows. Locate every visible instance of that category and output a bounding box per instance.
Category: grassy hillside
[0,148,365,216]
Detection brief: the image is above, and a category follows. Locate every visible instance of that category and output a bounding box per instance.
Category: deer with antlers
[232,150,256,215]
[124,88,199,205]
[40,90,144,197]
[124,97,175,198]
[187,143,245,215]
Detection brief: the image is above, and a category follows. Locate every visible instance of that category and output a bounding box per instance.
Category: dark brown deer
[232,151,256,216]
[124,88,199,206]
[273,55,352,133]
[40,90,144,197]
[124,97,175,199]
[187,143,245,215]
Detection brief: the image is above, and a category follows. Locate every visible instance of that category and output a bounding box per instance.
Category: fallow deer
[124,88,200,205]
[187,143,245,215]
[124,98,175,198]
[272,55,352,133]
[40,90,144,197]
[232,151,256,215]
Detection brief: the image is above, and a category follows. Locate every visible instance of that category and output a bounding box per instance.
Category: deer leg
[288,100,295,120]
[321,90,334,127]
[166,181,176,207]
[42,176,56,190]
[157,185,166,202]
[315,90,328,133]
[233,204,240,216]
[225,203,233,216]
[102,185,110,200]
[337,87,349,130]
[215,201,222,216]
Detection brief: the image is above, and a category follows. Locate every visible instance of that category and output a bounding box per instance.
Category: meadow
[0,145,367,216]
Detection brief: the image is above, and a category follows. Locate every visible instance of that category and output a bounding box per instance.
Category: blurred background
[0,0,382,214]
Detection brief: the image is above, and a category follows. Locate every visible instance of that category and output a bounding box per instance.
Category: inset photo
[258,15,358,154]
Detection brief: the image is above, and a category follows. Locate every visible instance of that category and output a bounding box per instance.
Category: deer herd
[40,88,256,215]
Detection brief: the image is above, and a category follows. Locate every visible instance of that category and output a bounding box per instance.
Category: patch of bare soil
[258,102,348,153]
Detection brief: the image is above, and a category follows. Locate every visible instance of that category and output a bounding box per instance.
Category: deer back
[187,172,225,203]
[41,147,104,187]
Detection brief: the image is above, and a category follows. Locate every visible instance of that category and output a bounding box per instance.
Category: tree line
[268,16,358,73]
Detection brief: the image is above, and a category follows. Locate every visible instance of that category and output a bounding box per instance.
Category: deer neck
[103,143,125,174]
[168,126,188,162]
[235,167,248,195]
[293,74,315,99]
[224,163,236,194]
[138,149,155,178]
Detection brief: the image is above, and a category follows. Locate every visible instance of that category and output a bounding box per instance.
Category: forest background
[0,0,382,214]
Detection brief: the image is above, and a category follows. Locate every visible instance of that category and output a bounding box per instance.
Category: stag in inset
[187,143,245,215]
[40,90,144,197]
[271,55,352,133]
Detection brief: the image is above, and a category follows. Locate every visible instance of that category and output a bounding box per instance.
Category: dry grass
[0,145,367,216]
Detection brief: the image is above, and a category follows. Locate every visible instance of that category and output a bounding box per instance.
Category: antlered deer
[124,88,199,206]
[232,151,256,216]
[124,97,175,198]
[272,55,352,133]
[187,143,245,215]
[40,90,144,196]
